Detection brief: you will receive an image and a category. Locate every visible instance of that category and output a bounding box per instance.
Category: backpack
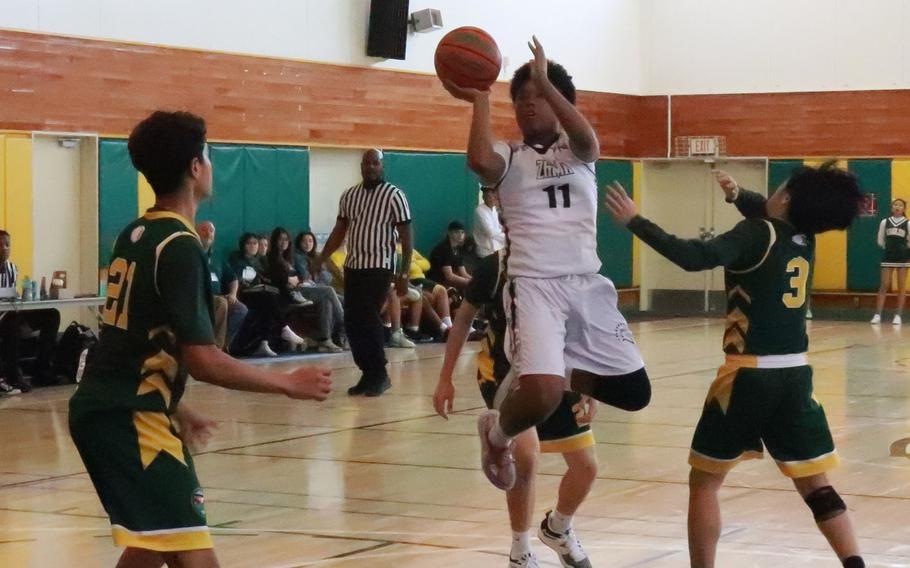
[54,321,98,383]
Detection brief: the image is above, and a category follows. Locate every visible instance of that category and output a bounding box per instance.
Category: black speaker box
[366,0,410,60]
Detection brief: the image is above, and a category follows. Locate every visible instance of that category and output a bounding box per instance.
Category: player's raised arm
[528,36,599,162]
[604,182,769,272]
[713,169,768,219]
[441,80,505,186]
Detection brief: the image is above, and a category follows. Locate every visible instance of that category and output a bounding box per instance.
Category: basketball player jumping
[442,36,651,564]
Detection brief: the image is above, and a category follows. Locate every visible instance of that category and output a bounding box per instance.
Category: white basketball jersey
[493,134,601,278]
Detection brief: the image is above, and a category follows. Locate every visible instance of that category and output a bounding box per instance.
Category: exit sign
[689,137,718,156]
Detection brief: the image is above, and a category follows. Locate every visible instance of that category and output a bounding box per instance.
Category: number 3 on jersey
[102,257,137,330]
[782,256,809,309]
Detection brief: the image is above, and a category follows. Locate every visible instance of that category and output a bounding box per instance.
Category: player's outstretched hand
[528,35,549,88]
[433,379,455,419]
[441,78,489,103]
[282,366,333,401]
[603,181,638,226]
[712,169,739,200]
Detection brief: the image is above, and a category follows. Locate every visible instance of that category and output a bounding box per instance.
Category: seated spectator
[295,230,333,287]
[257,234,269,260]
[265,228,344,353]
[428,221,472,292]
[0,230,61,393]
[381,286,416,348]
[197,221,247,351]
[400,244,453,340]
[228,232,304,357]
[461,234,482,274]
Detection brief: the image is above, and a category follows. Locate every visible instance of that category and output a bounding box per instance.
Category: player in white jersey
[443,35,650,513]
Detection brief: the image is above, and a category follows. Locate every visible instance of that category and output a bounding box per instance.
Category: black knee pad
[590,367,651,411]
[804,486,846,522]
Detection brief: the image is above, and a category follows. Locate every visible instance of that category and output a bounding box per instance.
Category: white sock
[442,316,453,327]
[511,531,531,555]
[488,420,511,448]
[439,323,448,333]
[406,326,419,333]
[548,510,572,534]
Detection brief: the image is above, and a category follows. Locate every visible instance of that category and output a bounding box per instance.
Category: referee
[316,149,413,396]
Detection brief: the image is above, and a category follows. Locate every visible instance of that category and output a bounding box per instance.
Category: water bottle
[21,276,31,300]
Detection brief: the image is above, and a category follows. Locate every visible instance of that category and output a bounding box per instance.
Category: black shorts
[477,351,594,453]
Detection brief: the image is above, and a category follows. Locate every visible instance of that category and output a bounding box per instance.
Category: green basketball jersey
[629,201,813,356]
[723,218,813,355]
[71,210,215,415]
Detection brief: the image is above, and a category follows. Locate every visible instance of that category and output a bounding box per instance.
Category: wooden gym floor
[1,318,908,567]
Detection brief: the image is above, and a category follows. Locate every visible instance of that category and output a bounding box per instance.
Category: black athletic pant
[344,268,392,384]
[0,308,61,383]
[234,289,284,354]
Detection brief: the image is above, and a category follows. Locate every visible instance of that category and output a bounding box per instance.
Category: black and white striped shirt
[0,260,18,289]
[339,182,411,270]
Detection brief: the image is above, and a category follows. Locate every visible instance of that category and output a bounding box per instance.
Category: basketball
[434,26,502,91]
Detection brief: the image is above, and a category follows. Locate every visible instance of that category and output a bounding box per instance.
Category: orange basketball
[434,27,502,91]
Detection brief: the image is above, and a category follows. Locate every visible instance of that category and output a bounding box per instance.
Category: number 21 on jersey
[102,257,137,330]
[782,256,809,309]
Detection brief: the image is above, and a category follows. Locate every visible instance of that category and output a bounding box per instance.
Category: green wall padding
[383,151,480,255]
[848,160,891,291]
[98,140,139,265]
[768,160,803,194]
[99,139,309,269]
[595,160,633,287]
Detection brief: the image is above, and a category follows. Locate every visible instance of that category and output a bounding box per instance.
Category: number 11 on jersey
[543,184,571,208]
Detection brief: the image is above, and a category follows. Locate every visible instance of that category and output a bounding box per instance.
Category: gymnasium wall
[0,30,661,157]
[767,158,910,292]
[98,139,310,266]
[0,0,644,95]
[641,0,910,95]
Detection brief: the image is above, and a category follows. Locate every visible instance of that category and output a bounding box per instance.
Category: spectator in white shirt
[472,186,505,258]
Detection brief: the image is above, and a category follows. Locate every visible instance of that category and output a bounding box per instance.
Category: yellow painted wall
[891,160,910,205]
[2,135,34,282]
[804,159,848,290]
[138,173,155,216]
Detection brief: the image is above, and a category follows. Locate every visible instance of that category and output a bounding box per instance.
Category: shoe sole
[477,410,515,490]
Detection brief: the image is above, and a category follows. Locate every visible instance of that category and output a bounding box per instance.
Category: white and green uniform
[492,133,643,379]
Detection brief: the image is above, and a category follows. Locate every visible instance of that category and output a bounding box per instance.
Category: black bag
[54,321,98,383]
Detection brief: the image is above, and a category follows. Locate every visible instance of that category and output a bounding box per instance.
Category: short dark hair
[785,161,863,235]
[893,198,907,207]
[127,111,207,196]
[0,230,9,241]
[238,232,258,252]
[510,60,576,104]
[448,220,466,232]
